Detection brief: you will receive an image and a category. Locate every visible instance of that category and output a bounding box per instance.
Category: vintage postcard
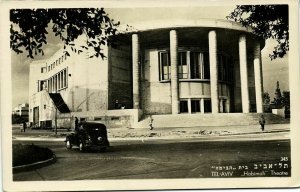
[1,0,300,191]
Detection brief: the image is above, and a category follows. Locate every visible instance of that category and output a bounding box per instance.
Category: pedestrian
[75,117,79,131]
[22,121,27,132]
[149,115,154,130]
[259,114,265,131]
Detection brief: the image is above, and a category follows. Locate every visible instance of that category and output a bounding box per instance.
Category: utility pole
[55,107,58,135]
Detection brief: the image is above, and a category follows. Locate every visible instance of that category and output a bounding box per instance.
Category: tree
[263,92,270,105]
[272,81,283,106]
[227,5,288,60]
[10,8,120,59]
[281,91,290,109]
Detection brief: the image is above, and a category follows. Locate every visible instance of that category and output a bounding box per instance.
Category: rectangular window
[178,52,188,79]
[159,52,170,80]
[55,75,57,92]
[190,52,209,79]
[191,99,201,113]
[190,52,201,79]
[180,100,188,113]
[203,52,210,79]
[60,71,63,88]
[63,69,67,87]
[204,99,212,113]
[218,54,231,81]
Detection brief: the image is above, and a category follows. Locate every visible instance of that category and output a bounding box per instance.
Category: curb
[13,153,56,173]
[13,130,290,142]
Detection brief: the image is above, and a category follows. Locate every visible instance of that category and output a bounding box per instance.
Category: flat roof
[119,19,254,34]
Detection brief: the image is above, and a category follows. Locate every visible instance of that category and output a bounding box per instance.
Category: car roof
[79,121,106,128]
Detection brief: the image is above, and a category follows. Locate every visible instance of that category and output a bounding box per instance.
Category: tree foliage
[263,92,270,105]
[227,5,288,60]
[10,8,120,59]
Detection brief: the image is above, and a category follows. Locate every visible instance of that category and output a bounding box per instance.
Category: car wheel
[66,138,72,149]
[79,140,86,152]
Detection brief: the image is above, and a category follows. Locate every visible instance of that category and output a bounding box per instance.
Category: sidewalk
[12,123,290,141]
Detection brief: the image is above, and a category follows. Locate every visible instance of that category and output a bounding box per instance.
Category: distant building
[28,19,265,129]
[12,103,29,121]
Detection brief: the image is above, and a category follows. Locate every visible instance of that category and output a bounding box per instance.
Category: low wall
[56,109,142,129]
[272,108,285,118]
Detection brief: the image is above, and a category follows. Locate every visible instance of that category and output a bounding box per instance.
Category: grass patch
[13,144,54,167]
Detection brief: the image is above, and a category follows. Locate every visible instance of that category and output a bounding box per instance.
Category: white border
[1,0,299,191]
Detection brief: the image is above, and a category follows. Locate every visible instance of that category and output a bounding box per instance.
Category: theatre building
[28,19,266,129]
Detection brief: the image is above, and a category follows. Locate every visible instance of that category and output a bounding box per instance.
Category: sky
[11,6,289,108]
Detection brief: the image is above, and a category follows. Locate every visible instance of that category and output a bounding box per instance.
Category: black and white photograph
[1,0,300,191]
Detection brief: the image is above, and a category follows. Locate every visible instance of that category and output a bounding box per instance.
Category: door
[33,106,39,125]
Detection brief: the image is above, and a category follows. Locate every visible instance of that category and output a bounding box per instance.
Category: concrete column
[188,99,192,114]
[201,98,205,114]
[132,34,140,109]
[239,35,250,113]
[209,30,219,114]
[170,30,179,114]
[254,42,263,113]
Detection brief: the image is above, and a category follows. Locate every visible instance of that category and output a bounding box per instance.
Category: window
[48,68,68,92]
[191,99,201,113]
[218,55,232,81]
[39,80,46,91]
[204,99,212,113]
[180,100,188,113]
[63,69,67,87]
[178,52,188,79]
[190,52,210,79]
[159,52,170,80]
[158,50,231,81]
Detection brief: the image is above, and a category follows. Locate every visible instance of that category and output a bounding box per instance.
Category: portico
[128,20,264,115]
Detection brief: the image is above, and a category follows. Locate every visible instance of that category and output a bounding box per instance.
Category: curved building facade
[28,19,265,128]
[109,19,265,115]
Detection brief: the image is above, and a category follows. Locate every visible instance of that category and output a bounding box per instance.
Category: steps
[134,113,289,129]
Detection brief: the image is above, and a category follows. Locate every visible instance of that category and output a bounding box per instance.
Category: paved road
[13,137,291,181]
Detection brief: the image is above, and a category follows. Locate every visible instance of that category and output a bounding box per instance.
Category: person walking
[22,121,27,132]
[75,117,79,131]
[149,115,154,130]
[259,114,265,131]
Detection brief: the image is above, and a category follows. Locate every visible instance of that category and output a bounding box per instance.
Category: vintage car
[65,122,110,152]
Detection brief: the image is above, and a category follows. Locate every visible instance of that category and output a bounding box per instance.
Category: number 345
[281,157,289,161]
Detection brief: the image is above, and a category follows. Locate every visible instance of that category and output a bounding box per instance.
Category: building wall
[141,49,172,114]
[141,48,233,115]
[66,48,109,113]
[28,47,109,128]
[108,45,132,110]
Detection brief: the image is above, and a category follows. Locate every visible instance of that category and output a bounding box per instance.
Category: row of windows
[41,53,68,73]
[38,68,68,93]
[159,51,232,81]
[180,98,227,113]
[180,99,212,113]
